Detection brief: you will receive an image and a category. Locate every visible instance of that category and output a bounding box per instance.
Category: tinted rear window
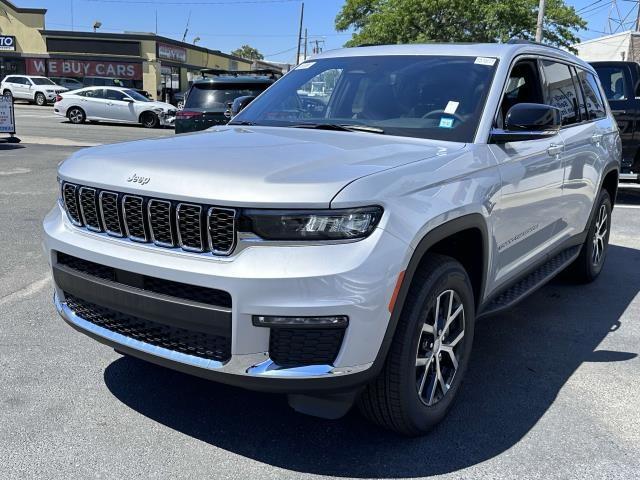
[185,82,270,111]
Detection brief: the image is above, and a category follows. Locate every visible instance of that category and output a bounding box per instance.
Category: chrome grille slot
[123,195,147,242]
[148,199,174,247]
[60,183,238,256]
[208,208,237,255]
[99,191,123,237]
[62,183,82,226]
[177,203,204,252]
[78,187,101,232]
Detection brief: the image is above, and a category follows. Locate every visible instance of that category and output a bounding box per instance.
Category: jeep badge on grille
[127,173,150,185]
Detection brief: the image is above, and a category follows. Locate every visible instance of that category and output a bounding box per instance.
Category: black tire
[35,92,46,106]
[2,89,12,101]
[140,112,159,128]
[567,189,612,283]
[67,107,86,124]
[358,254,475,436]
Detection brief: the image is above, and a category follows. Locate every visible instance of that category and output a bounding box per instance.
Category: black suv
[175,69,279,134]
[591,61,640,182]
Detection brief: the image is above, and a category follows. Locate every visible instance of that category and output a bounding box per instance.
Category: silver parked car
[43,41,620,435]
[53,86,176,128]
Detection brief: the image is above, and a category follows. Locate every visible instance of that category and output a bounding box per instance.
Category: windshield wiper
[290,123,385,134]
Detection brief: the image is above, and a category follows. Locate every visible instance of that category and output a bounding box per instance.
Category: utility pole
[535,0,545,42]
[635,1,640,31]
[70,0,74,32]
[295,2,304,64]
[303,28,308,61]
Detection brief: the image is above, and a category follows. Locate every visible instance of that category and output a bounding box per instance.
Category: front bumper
[44,204,409,393]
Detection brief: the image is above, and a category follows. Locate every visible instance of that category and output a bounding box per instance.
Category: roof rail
[200,68,282,79]
[506,38,563,51]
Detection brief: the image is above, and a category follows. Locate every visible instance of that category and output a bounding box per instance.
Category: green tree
[336,0,586,51]
[231,45,264,61]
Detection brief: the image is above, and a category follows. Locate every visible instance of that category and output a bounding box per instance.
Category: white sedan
[54,86,176,128]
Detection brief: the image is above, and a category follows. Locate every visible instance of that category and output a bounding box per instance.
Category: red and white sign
[26,58,142,79]
[158,43,187,63]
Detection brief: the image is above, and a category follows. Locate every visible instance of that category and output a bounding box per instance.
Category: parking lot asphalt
[1,131,639,479]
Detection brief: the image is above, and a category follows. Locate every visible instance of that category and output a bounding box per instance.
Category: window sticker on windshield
[296,62,316,70]
[474,57,496,66]
[444,101,459,114]
[439,117,454,128]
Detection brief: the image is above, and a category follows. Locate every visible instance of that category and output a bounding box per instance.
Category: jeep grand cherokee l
[43,42,620,436]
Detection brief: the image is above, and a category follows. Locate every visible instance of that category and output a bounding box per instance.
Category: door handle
[591,133,603,145]
[547,144,563,156]
[611,110,627,115]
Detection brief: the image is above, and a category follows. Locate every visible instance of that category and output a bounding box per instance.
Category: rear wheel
[358,254,475,436]
[140,112,159,128]
[567,189,612,283]
[35,92,46,106]
[67,107,86,124]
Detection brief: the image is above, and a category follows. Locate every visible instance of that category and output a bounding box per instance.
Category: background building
[574,31,640,63]
[0,0,252,99]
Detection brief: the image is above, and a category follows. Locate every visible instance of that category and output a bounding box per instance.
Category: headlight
[241,206,383,241]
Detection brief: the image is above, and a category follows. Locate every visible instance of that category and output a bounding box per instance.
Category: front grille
[269,328,345,368]
[64,294,231,362]
[177,203,204,252]
[79,187,101,231]
[99,192,123,237]
[61,182,237,256]
[123,195,147,241]
[56,252,232,308]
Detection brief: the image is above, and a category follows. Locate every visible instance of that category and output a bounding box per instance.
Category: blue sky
[12,0,639,63]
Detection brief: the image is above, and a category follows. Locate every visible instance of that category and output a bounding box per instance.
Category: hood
[58,126,465,208]
[46,85,67,91]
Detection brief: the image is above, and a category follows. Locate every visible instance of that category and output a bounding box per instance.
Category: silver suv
[43,42,621,435]
[1,75,67,106]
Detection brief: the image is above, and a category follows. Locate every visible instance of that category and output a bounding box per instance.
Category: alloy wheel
[415,289,465,406]
[592,204,608,266]
[69,109,83,124]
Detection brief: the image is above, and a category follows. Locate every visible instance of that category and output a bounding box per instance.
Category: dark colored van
[591,60,640,182]
[174,70,279,134]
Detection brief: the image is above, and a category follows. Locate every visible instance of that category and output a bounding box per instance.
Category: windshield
[185,82,271,111]
[31,77,56,86]
[232,55,498,142]
[124,89,150,102]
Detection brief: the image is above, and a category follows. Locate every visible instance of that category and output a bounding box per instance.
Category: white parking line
[616,205,640,210]
[19,136,101,147]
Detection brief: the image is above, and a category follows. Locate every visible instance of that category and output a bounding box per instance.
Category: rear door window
[540,60,581,126]
[576,69,607,120]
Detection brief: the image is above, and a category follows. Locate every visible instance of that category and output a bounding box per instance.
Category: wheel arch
[138,110,157,123]
[367,213,490,380]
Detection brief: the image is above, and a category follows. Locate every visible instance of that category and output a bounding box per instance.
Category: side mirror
[123,98,134,103]
[490,103,562,143]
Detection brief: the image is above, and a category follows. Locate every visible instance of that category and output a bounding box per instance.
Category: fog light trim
[252,315,349,329]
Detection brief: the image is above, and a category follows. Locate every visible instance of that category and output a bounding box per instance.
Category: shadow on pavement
[61,120,174,130]
[617,184,640,206]
[0,143,25,150]
[104,244,639,478]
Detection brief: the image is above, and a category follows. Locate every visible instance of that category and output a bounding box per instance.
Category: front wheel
[567,190,612,283]
[358,254,475,436]
[35,92,47,106]
[140,112,159,128]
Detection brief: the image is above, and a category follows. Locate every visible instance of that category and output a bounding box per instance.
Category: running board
[479,245,582,318]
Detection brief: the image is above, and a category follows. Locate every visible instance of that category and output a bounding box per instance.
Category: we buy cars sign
[26,58,142,80]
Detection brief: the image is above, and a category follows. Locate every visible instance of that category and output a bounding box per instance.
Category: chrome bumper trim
[619,172,639,181]
[54,292,372,380]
